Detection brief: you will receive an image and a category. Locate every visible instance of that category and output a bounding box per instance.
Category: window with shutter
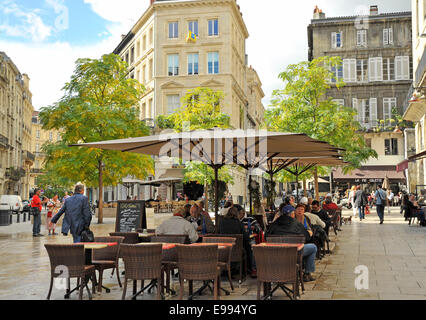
[369,58,377,81]
[383,98,396,123]
[395,56,410,80]
[388,28,393,44]
[353,98,360,122]
[383,29,389,45]
[370,98,377,127]
[357,30,367,47]
[331,32,337,48]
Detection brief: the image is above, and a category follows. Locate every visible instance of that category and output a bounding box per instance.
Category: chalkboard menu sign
[115,201,146,232]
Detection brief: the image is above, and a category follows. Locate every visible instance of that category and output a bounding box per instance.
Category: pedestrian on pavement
[50,184,92,243]
[31,188,48,237]
[354,186,368,221]
[387,189,394,214]
[374,185,387,224]
[348,186,357,217]
[47,195,61,236]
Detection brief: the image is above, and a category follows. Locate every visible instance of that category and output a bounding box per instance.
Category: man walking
[50,184,92,243]
[375,185,387,224]
[354,186,368,221]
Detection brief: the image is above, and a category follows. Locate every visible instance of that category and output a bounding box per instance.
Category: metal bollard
[23,212,26,222]
[9,212,13,224]
[17,212,20,223]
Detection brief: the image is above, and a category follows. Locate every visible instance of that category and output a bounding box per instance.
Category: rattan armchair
[92,236,125,293]
[202,237,235,291]
[176,244,221,300]
[151,235,189,295]
[120,243,164,300]
[266,235,305,296]
[204,234,245,283]
[253,245,298,300]
[44,244,97,300]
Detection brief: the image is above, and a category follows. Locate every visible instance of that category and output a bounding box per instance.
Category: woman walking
[348,186,357,217]
[46,195,61,235]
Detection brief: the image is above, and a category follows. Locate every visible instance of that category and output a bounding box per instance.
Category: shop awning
[396,160,409,173]
[333,166,406,184]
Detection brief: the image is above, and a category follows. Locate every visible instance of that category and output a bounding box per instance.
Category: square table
[65,242,117,298]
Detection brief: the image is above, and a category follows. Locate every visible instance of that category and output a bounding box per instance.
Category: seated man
[407,194,426,226]
[186,204,215,235]
[322,194,340,212]
[156,207,199,243]
[311,200,332,236]
[266,205,317,282]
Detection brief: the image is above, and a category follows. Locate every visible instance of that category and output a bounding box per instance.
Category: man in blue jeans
[267,205,317,282]
[375,185,387,224]
[50,184,92,243]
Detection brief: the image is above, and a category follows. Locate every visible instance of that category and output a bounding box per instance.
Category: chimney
[370,5,378,16]
[313,6,326,19]
[150,0,155,5]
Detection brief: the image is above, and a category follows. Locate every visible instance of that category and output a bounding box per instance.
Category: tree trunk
[98,160,104,224]
[303,179,307,197]
[313,167,320,201]
[204,181,209,213]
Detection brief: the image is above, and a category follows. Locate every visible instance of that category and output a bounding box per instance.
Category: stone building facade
[109,0,265,206]
[0,52,34,199]
[29,111,61,192]
[403,0,426,195]
[308,6,412,193]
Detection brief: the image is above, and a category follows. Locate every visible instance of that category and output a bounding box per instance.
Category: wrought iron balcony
[5,167,26,181]
[403,84,415,115]
[0,134,8,148]
[24,151,35,162]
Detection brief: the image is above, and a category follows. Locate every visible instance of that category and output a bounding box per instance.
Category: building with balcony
[29,111,61,191]
[0,52,34,199]
[308,6,412,193]
[402,0,426,195]
[108,0,266,206]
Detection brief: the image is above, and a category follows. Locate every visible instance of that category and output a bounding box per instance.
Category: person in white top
[155,207,199,243]
[387,190,394,214]
[348,186,357,217]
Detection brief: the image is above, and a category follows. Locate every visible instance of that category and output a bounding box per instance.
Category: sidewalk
[0,207,425,300]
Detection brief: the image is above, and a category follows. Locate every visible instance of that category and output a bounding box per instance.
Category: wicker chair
[204,234,245,283]
[120,243,163,300]
[150,235,189,295]
[92,236,125,293]
[176,244,221,300]
[326,209,341,235]
[202,237,235,291]
[253,245,298,300]
[109,232,140,277]
[44,244,97,300]
[266,235,305,296]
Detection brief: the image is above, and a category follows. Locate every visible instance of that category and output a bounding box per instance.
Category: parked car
[0,195,23,213]
[22,200,31,212]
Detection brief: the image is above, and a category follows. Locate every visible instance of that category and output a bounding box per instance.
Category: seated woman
[218,207,254,277]
[405,194,425,225]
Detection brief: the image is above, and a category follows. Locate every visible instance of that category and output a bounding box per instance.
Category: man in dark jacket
[354,186,368,221]
[50,184,92,243]
[311,200,332,236]
[267,205,317,282]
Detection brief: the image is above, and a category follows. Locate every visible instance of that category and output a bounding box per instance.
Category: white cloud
[0,0,52,42]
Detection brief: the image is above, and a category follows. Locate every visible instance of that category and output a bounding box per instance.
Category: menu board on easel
[115,201,146,232]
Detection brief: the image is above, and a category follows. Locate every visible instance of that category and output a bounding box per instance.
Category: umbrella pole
[296,173,299,205]
[249,174,253,216]
[214,166,219,233]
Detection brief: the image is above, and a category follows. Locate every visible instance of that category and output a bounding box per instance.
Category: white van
[0,195,23,213]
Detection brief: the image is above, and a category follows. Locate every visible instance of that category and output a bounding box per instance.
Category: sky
[0,0,412,111]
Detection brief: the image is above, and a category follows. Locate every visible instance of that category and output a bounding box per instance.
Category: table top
[190,243,233,249]
[256,243,304,251]
[136,243,176,250]
[80,242,117,250]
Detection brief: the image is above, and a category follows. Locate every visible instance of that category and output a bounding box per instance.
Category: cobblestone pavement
[0,207,425,300]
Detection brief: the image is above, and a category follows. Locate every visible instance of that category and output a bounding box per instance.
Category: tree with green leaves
[39,53,154,223]
[266,56,377,200]
[157,87,233,212]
